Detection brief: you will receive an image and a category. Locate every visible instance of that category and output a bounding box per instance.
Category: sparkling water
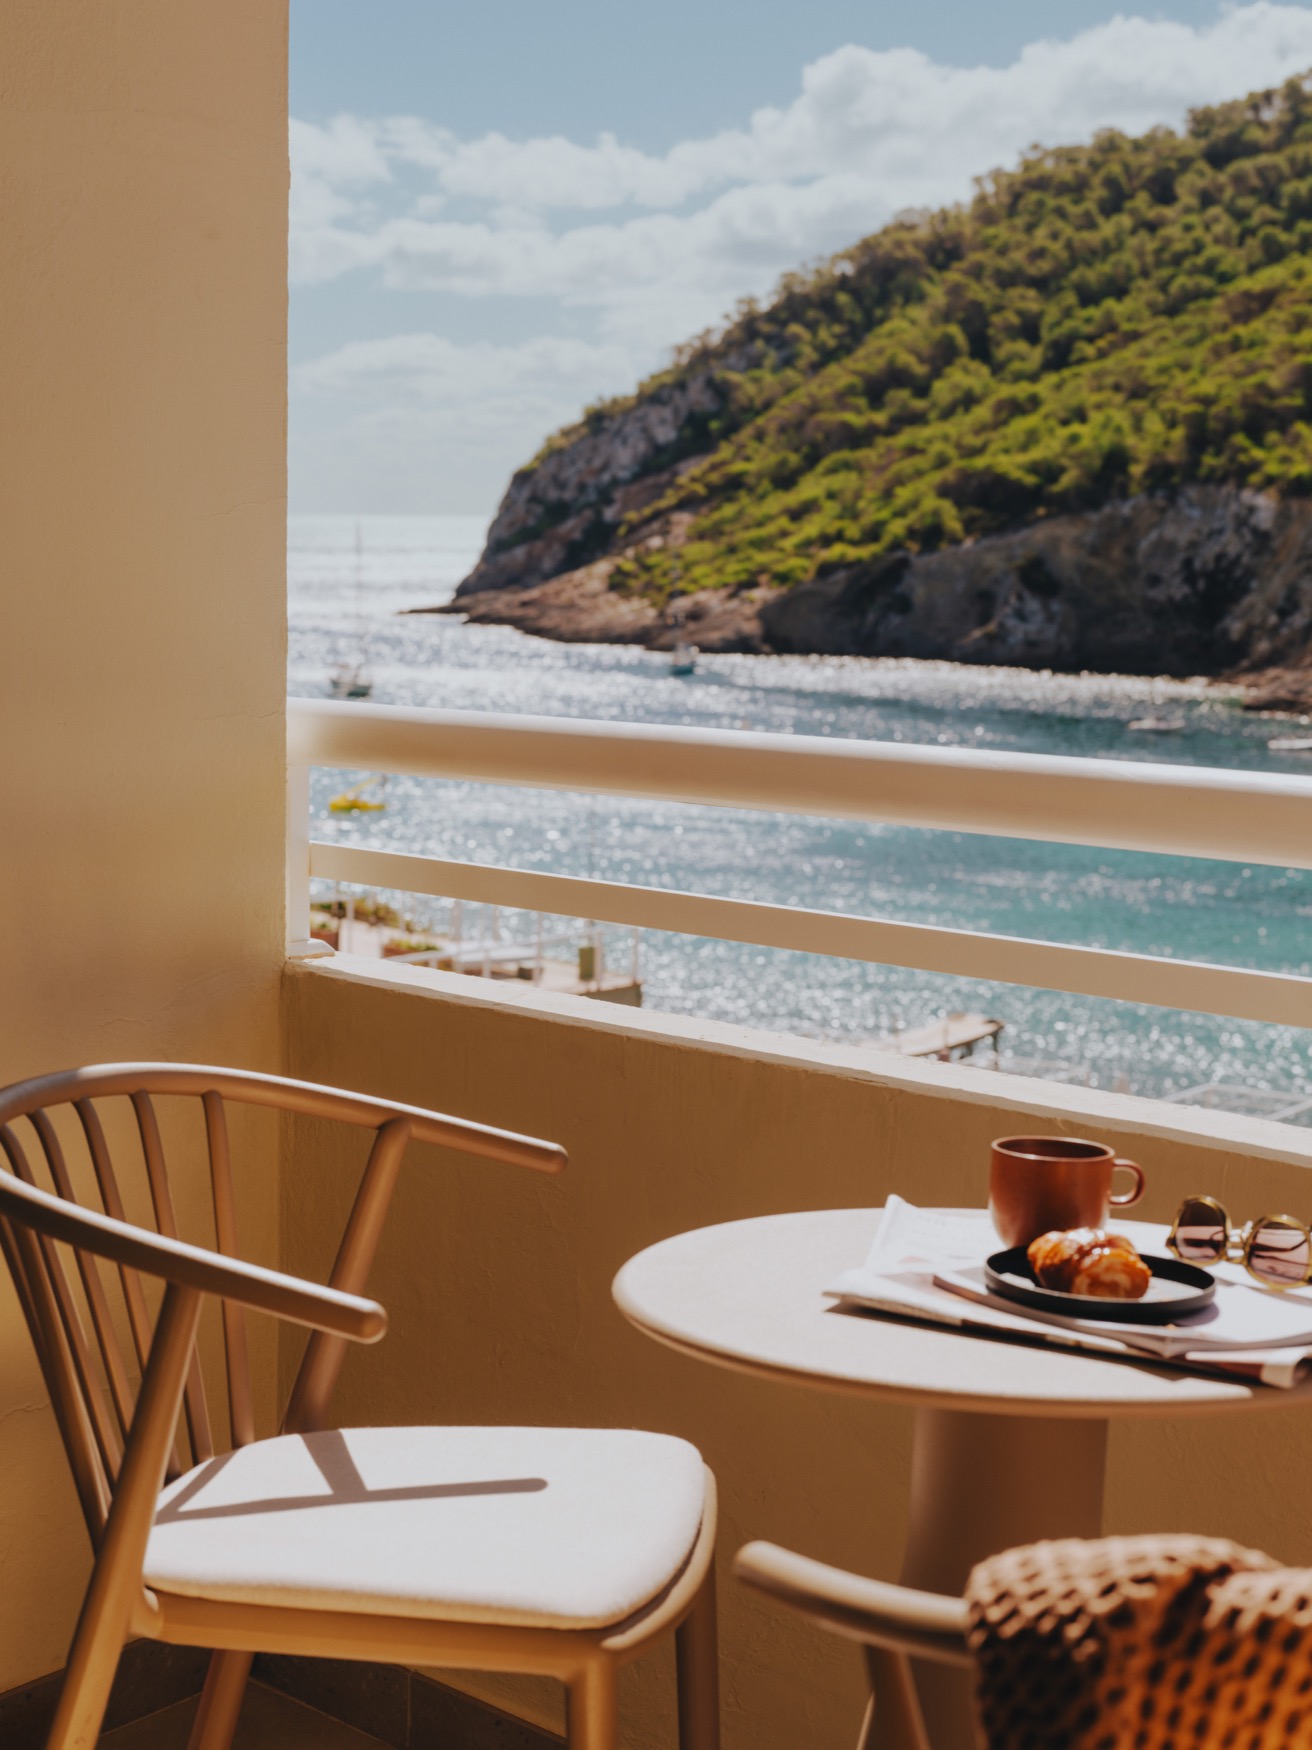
[289,515,1312,1120]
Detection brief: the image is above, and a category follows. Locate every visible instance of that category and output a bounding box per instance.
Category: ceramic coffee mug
[989,1135,1146,1248]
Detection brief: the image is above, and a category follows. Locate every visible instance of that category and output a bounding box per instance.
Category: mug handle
[1110,1158,1145,1206]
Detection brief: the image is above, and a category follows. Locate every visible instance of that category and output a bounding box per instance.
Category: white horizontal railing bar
[309,842,1312,1030]
[288,699,1312,871]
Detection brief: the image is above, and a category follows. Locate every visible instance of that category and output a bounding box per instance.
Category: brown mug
[989,1135,1146,1249]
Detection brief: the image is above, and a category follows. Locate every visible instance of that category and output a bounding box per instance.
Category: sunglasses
[1167,1195,1312,1290]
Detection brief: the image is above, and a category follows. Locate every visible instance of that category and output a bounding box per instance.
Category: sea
[289,514,1312,1123]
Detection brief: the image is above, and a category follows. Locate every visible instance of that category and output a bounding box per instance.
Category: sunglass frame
[1167,1194,1312,1290]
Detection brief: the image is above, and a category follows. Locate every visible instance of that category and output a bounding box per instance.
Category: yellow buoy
[328,784,386,815]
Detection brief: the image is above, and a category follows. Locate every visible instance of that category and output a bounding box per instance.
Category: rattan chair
[733,1542,966,1750]
[0,1064,719,1750]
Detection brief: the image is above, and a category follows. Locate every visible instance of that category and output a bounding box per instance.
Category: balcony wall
[285,956,1312,1750]
[0,0,289,1690]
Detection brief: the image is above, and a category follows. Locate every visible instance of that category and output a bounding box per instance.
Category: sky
[289,1,1312,518]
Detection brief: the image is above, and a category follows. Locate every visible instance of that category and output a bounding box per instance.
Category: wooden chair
[732,1542,966,1750]
[0,1063,719,1750]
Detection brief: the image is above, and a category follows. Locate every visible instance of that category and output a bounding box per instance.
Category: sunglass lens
[1249,1221,1311,1287]
[1173,1198,1226,1262]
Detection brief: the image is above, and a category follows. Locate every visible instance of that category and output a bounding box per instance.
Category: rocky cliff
[441,78,1312,685]
[445,484,1312,677]
[455,362,737,598]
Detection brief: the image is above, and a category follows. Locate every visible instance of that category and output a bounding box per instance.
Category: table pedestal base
[871,1408,1108,1750]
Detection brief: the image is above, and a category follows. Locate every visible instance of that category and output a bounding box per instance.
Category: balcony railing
[287,699,1312,1031]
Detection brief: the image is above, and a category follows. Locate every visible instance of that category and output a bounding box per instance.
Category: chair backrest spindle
[283,1116,412,1435]
[0,1123,125,1491]
[8,1215,114,1540]
[132,1092,214,1464]
[203,1091,254,1449]
[0,1127,117,1539]
[30,1109,137,1446]
[75,1099,155,1372]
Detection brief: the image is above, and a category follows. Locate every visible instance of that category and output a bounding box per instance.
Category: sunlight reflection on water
[289,515,1312,1121]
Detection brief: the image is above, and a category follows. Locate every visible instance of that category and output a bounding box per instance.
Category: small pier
[311,900,642,1006]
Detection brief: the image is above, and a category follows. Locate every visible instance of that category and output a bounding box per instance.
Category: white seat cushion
[144,1426,707,1630]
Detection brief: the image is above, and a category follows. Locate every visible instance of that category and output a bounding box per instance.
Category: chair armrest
[2,1064,568,1176]
[733,1542,972,1667]
[0,1170,385,1342]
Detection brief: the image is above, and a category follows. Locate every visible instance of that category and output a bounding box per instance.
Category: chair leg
[187,1649,255,1750]
[45,1285,205,1750]
[567,1658,618,1750]
[676,1566,720,1750]
[43,1632,125,1750]
[859,1648,931,1750]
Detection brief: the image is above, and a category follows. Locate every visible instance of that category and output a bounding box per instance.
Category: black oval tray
[984,1247,1216,1324]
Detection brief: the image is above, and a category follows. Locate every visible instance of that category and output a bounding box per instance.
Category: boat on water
[329,663,372,700]
[327,523,373,700]
[664,588,698,675]
[1268,736,1312,752]
[1127,715,1186,733]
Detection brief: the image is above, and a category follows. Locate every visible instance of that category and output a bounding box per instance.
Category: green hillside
[529,77,1312,610]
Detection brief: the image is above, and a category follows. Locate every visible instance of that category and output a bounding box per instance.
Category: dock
[878,1012,1004,1060]
[311,908,642,1006]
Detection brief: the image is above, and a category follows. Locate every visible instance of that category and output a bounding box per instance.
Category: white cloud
[292,6,1312,340]
[286,112,390,241]
[297,331,636,424]
[380,118,710,212]
[292,334,640,514]
[328,8,1312,220]
[289,4,1312,510]
[291,115,392,188]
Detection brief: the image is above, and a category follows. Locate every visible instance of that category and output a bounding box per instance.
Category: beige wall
[287,958,1312,1750]
[0,0,288,1689]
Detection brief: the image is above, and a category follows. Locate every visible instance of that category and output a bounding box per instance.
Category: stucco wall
[286,958,1312,1750]
[0,0,288,1689]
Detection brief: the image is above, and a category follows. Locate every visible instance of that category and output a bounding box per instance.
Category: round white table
[613,1208,1312,1750]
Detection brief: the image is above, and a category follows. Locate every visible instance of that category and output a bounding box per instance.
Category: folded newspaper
[825,1198,1312,1390]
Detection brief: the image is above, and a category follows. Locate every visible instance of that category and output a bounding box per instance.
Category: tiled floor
[101,1683,390,1749]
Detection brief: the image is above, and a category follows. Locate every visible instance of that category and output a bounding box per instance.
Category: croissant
[1026,1228,1151,1300]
